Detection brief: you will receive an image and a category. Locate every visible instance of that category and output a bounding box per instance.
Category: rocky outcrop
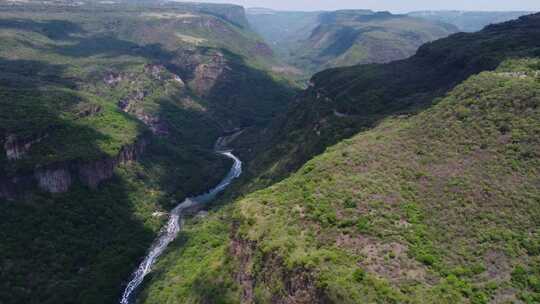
[230,229,255,304]
[0,138,147,199]
[3,134,47,161]
[196,3,249,28]
[118,93,169,136]
[74,103,103,118]
[190,52,227,96]
[34,164,72,193]
[111,64,177,136]
[78,139,146,189]
[214,129,244,151]
[144,64,166,80]
[231,224,328,304]
[103,72,124,86]
[173,74,185,86]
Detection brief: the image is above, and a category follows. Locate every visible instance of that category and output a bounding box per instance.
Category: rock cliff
[0,138,147,199]
[3,133,47,161]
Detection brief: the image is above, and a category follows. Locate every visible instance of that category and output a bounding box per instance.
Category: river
[119,148,242,304]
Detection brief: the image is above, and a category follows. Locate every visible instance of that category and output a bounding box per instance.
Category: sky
[181,0,540,13]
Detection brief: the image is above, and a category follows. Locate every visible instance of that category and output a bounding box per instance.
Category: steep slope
[0,2,294,304]
[228,61,540,303]
[409,10,534,32]
[246,8,320,61]
[235,12,540,190]
[247,9,457,75]
[296,11,457,72]
[137,13,540,304]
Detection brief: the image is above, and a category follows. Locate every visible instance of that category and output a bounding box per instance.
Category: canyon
[0,2,538,304]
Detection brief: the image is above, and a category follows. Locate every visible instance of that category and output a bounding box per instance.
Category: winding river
[120,148,242,304]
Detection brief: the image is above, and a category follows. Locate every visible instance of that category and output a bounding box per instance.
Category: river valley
[120,147,242,304]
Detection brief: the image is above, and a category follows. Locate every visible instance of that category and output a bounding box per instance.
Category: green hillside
[1,2,539,304]
[0,2,294,303]
[246,8,321,60]
[409,11,534,32]
[234,12,540,191]
[247,9,457,75]
[136,13,540,304]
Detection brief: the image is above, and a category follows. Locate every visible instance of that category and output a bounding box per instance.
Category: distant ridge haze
[177,0,540,13]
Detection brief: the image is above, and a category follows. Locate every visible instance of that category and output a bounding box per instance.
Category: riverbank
[120,145,242,304]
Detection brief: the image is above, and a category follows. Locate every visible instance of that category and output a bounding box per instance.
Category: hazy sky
[182,0,540,12]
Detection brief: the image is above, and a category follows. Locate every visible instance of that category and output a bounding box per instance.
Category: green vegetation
[0,2,294,303]
[141,57,540,304]
[0,150,230,303]
[2,2,539,304]
[409,10,533,32]
[137,14,540,304]
[246,8,321,61]
[137,208,240,304]
[233,12,540,194]
[247,9,457,75]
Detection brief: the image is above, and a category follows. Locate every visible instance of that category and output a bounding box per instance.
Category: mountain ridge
[136,12,540,304]
[247,8,458,75]
[0,2,295,303]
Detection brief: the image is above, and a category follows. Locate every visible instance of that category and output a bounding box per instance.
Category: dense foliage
[233,12,540,193]
[0,2,294,303]
[140,57,540,304]
[137,14,540,304]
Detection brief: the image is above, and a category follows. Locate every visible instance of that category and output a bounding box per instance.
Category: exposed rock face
[112,65,175,136]
[79,139,147,189]
[0,138,147,199]
[104,72,124,86]
[138,114,169,136]
[117,90,146,112]
[207,4,249,28]
[3,134,46,161]
[74,103,103,118]
[231,225,328,304]
[144,64,166,80]
[78,158,117,189]
[118,93,169,136]
[173,74,184,86]
[191,52,227,95]
[230,231,255,304]
[34,165,72,193]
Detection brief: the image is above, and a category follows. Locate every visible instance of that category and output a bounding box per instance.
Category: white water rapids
[120,150,242,304]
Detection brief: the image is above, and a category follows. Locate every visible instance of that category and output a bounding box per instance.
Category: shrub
[419,253,437,266]
[356,217,370,232]
[343,197,356,209]
[353,268,366,282]
[512,265,529,288]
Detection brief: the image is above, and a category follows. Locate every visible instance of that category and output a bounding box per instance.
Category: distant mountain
[246,8,321,55]
[247,9,458,74]
[239,12,540,186]
[409,10,534,32]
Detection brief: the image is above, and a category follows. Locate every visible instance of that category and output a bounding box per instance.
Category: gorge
[0,2,538,304]
[121,146,242,304]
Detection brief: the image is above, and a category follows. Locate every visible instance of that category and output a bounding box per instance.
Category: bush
[419,254,437,266]
[512,265,529,288]
[356,217,370,232]
[343,197,356,209]
[353,268,366,282]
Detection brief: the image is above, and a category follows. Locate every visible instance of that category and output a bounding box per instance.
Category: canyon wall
[0,137,147,199]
